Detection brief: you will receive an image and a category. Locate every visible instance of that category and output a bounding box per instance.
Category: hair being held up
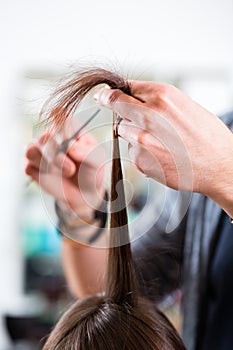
[41,67,186,350]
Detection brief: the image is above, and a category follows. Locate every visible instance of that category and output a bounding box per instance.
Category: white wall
[1,0,233,68]
[0,0,233,347]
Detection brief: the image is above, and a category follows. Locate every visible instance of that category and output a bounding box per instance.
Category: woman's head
[41,66,186,350]
[43,295,184,350]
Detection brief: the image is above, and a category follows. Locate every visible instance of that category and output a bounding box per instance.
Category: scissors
[55,108,101,155]
[26,108,100,188]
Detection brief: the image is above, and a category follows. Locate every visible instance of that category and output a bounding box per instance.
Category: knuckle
[137,130,147,145]
[143,114,152,130]
[134,154,145,174]
[107,89,123,105]
[39,133,51,145]
[154,84,173,109]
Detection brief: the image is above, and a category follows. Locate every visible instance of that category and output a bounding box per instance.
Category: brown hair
[41,67,186,350]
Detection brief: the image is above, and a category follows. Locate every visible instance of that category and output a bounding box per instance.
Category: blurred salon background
[1,0,233,348]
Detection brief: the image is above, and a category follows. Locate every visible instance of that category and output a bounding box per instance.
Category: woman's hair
[41,67,186,350]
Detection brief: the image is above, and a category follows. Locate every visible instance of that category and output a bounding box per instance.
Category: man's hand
[94,81,233,217]
[25,118,106,219]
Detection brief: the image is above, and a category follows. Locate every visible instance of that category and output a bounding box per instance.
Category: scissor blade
[56,108,101,155]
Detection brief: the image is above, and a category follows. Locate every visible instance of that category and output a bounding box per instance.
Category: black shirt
[199,213,233,350]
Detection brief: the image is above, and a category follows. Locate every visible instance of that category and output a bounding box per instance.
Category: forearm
[62,232,108,299]
[204,132,233,219]
[55,197,109,299]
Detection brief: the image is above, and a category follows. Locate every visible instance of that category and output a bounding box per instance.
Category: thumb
[68,140,106,169]
[94,87,143,121]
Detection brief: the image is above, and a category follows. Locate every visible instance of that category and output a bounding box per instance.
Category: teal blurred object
[22,223,61,257]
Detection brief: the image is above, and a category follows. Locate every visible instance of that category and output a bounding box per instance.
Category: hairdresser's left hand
[25,118,106,219]
[94,82,233,216]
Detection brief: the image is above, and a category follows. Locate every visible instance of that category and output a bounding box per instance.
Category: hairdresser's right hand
[94,82,233,218]
[25,120,106,219]
[94,83,233,194]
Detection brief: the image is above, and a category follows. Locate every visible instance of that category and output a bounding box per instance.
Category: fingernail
[93,91,100,102]
[118,123,126,138]
[93,87,110,105]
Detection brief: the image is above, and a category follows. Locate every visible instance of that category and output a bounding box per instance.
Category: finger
[26,143,57,174]
[118,120,156,147]
[38,133,73,176]
[38,172,93,217]
[54,136,99,178]
[94,87,146,124]
[128,80,162,102]
[25,133,57,174]
[25,140,52,174]
[128,80,176,110]
[25,162,91,217]
[26,165,82,210]
[128,144,166,183]
[74,129,97,146]
[25,165,40,182]
[38,133,52,146]
[69,129,96,149]
[25,145,42,169]
[67,139,105,168]
[54,152,77,178]
[39,133,58,162]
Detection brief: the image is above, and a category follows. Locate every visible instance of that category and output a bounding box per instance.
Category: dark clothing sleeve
[131,187,189,302]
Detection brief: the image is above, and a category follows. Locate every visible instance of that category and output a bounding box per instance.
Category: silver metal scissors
[55,108,101,155]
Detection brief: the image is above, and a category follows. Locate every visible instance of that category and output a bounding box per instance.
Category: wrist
[205,158,233,219]
[201,130,233,218]
[208,181,233,219]
[55,191,108,246]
